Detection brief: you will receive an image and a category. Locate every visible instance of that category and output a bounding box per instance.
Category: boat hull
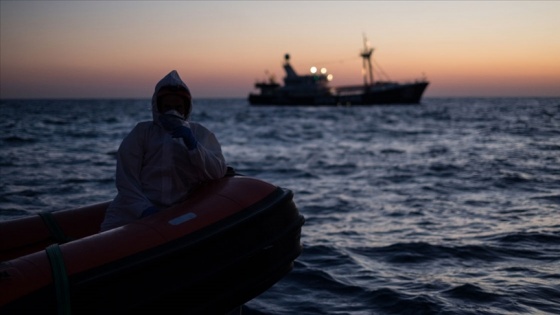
[0,177,304,314]
[249,81,429,106]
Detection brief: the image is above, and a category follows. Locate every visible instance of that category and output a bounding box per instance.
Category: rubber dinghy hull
[0,176,305,314]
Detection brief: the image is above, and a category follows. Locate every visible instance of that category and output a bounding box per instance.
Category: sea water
[1,98,559,314]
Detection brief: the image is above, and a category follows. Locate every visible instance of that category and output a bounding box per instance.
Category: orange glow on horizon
[1,1,559,99]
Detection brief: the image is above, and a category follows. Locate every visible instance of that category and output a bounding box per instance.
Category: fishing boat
[248,38,429,106]
[0,176,304,314]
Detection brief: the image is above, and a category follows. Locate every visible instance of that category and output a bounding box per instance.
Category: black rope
[45,244,71,315]
[39,212,73,244]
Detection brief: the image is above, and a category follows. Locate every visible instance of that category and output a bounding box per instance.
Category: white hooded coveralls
[100,71,227,231]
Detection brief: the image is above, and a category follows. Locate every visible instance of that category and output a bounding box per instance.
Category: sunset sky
[1,1,559,99]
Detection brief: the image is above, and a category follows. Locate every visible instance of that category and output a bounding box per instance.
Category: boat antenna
[360,35,374,87]
[283,53,298,79]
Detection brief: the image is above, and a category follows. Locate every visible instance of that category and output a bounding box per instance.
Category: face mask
[164,109,185,119]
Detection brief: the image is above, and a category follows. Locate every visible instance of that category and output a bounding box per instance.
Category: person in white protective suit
[100,70,227,231]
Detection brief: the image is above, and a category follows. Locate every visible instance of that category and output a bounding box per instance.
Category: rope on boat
[45,244,72,315]
[39,212,73,244]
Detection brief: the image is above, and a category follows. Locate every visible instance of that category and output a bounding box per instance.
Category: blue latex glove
[141,206,158,218]
[159,114,198,150]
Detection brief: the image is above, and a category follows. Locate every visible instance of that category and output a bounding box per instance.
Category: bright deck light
[310,66,317,74]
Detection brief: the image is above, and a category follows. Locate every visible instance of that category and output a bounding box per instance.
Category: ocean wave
[1,136,37,144]
[347,241,550,264]
[487,231,560,247]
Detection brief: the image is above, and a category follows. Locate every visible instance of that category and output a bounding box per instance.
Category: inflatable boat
[0,176,304,314]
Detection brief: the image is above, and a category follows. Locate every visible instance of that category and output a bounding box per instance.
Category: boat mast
[360,36,374,87]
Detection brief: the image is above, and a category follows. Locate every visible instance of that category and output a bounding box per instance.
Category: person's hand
[159,113,183,131]
[141,206,158,218]
[159,114,198,150]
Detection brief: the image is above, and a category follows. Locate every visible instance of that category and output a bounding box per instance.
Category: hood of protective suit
[151,70,192,121]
